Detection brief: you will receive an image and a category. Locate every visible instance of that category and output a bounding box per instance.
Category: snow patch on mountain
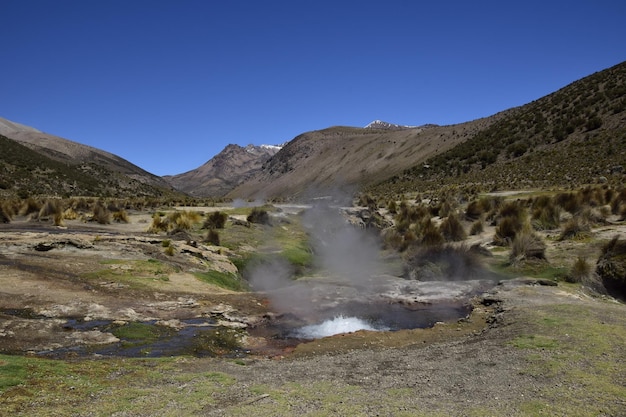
[364,120,420,130]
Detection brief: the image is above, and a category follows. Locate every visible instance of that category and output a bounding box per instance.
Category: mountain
[368,60,626,197]
[227,113,513,200]
[227,61,626,200]
[0,117,179,199]
[364,120,421,130]
[163,144,281,197]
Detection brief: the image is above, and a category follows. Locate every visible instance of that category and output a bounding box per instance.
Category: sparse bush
[531,198,561,230]
[0,203,12,223]
[421,219,444,246]
[470,220,484,235]
[112,209,129,223]
[555,192,581,214]
[63,207,79,220]
[403,244,493,281]
[92,201,111,224]
[465,199,485,221]
[203,211,228,229]
[19,198,42,217]
[559,216,591,240]
[38,199,64,226]
[247,208,271,225]
[205,229,220,246]
[440,213,467,242]
[148,213,168,233]
[510,227,547,263]
[567,257,592,283]
[495,216,524,246]
[595,236,626,300]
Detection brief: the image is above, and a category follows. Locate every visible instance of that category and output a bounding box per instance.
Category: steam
[302,201,384,283]
[245,195,389,319]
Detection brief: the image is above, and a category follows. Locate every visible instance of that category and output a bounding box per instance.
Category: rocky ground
[1,208,625,416]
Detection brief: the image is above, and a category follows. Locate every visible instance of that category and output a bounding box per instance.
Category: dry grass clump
[530,195,561,230]
[465,197,500,221]
[205,229,220,246]
[554,192,582,214]
[247,208,271,225]
[0,202,12,223]
[19,198,42,217]
[439,213,467,242]
[469,220,484,235]
[92,201,111,224]
[566,257,592,283]
[63,207,79,220]
[203,211,228,229]
[510,227,547,263]
[421,218,444,246]
[595,236,626,300]
[403,244,491,281]
[147,210,201,234]
[148,213,168,233]
[559,215,592,240]
[38,199,65,226]
[112,209,129,223]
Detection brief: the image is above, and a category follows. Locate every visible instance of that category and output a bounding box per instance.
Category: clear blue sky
[1,1,625,176]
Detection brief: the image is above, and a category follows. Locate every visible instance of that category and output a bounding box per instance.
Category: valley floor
[1,210,625,416]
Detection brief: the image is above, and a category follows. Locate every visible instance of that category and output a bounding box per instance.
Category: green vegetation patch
[514,302,626,415]
[82,259,176,287]
[194,270,247,291]
[111,322,166,344]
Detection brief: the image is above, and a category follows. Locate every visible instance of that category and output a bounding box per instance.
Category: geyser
[292,315,389,339]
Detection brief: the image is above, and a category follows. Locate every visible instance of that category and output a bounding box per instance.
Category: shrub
[531,202,561,230]
[203,211,228,229]
[92,201,111,224]
[112,209,129,223]
[494,216,524,246]
[148,213,168,233]
[567,257,592,283]
[465,199,485,221]
[510,228,546,263]
[19,198,42,217]
[0,203,11,223]
[555,192,581,214]
[36,199,64,226]
[440,214,467,242]
[247,208,270,225]
[595,236,626,300]
[164,244,175,256]
[403,244,492,281]
[421,219,444,246]
[469,220,484,235]
[559,216,591,240]
[63,208,79,220]
[205,229,220,246]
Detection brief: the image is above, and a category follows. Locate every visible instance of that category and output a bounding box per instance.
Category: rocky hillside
[163,144,281,197]
[369,60,626,197]
[227,61,626,200]
[227,113,513,200]
[0,118,180,199]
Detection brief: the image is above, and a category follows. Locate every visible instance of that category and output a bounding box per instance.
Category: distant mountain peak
[364,120,419,130]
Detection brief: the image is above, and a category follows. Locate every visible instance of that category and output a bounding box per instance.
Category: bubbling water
[293,315,389,339]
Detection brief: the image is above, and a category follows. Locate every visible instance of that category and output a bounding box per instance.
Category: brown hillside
[228,113,514,200]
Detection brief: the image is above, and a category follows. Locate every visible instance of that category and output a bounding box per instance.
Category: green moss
[111,322,163,343]
[194,270,247,291]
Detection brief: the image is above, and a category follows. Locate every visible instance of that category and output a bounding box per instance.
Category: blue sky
[1,1,625,176]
